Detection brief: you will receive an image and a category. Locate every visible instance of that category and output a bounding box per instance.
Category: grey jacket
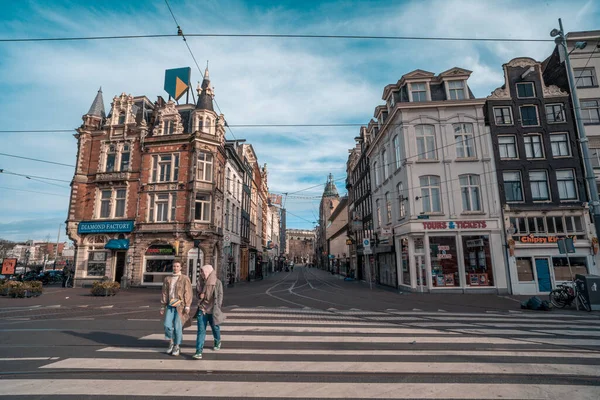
[212,280,226,325]
[197,279,226,325]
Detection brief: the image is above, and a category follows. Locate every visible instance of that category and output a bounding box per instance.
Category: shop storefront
[394,219,506,293]
[143,244,175,285]
[505,211,598,295]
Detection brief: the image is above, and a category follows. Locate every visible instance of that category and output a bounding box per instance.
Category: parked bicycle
[549,278,591,312]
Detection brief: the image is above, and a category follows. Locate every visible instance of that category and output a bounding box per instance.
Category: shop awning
[105,239,130,250]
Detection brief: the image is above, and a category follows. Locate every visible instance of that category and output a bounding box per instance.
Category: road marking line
[451,329,550,336]
[99,305,114,309]
[140,334,520,344]
[185,326,459,334]
[39,360,600,377]
[5,380,600,398]
[128,318,160,321]
[61,318,94,321]
[46,305,61,308]
[0,357,51,361]
[139,305,150,308]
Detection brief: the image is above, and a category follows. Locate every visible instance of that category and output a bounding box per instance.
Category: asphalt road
[1,266,599,399]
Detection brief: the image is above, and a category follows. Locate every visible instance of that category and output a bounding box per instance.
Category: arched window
[419,175,441,213]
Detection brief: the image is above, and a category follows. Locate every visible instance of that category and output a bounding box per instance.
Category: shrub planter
[91,280,120,296]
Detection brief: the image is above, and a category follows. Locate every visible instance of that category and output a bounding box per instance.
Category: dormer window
[411,83,427,102]
[164,120,175,135]
[118,112,126,125]
[448,80,465,100]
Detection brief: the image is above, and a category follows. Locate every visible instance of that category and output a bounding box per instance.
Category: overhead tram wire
[0,153,75,168]
[0,169,71,183]
[164,0,237,140]
[0,33,554,43]
[0,186,69,198]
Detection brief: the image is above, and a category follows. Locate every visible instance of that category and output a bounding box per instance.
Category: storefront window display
[87,251,108,276]
[462,235,494,286]
[552,257,587,281]
[429,237,459,287]
[144,244,175,283]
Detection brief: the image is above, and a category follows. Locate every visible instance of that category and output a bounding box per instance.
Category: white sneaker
[172,345,180,356]
[166,341,175,355]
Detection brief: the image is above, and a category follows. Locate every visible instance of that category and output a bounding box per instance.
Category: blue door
[535,259,552,292]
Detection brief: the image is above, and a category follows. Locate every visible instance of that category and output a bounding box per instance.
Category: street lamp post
[552,19,600,239]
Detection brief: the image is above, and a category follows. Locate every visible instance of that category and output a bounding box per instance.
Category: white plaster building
[367,68,507,293]
[223,141,245,282]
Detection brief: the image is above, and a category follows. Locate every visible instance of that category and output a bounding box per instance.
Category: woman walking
[160,261,192,356]
[193,264,226,360]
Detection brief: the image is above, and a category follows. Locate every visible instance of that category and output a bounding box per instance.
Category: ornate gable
[152,100,184,136]
[438,67,473,78]
[402,69,435,80]
[108,93,135,126]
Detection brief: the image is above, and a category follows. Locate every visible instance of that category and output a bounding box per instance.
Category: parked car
[20,271,40,282]
[38,270,64,285]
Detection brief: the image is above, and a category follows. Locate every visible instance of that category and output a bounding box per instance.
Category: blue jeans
[196,313,221,353]
[164,305,183,345]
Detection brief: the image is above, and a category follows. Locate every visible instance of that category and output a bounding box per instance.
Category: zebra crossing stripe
[4,380,600,398]
[39,359,600,376]
[185,326,460,334]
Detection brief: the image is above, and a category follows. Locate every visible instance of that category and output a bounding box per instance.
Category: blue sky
[0,0,598,242]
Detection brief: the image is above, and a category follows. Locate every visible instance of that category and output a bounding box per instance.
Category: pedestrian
[193,264,226,360]
[160,261,192,357]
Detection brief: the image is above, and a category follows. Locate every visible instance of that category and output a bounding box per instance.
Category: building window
[411,83,427,102]
[105,145,116,172]
[529,170,550,201]
[493,107,513,125]
[115,189,126,218]
[375,199,382,227]
[397,182,405,219]
[498,136,518,159]
[385,192,392,223]
[516,82,535,98]
[556,169,577,200]
[393,135,401,170]
[382,150,389,180]
[415,125,436,160]
[163,120,175,135]
[152,154,179,183]
[516,257,534,282]
[120,144,130,171]
[420,175,441,213]
[503,171,523,202]
[225,199,230,231]
[460,175,481,212]
[575,68,597,88]
[100,189,111,218]
[373,162,379,186]
[463,236,493,286]
[429,236,459,287]
[87,251,108,277]
[546,104,566,123]
[197,152,213,182]
[524,135,544,159]
[581,100,600,124]
[118,113,126,125]
[194,193,211,222]
[550,133,570,157]
[448,80,465,100]
[148,193,177,222]
[520,105,539,126]
[454,123,475,158]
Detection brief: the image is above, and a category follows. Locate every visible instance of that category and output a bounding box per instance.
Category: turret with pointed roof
[87,87,106,118]
[323,173,339,197]
[196,66,214,111]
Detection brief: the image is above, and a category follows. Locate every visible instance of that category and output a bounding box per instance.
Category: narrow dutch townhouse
[224,140,245,283]
[368,68,506,293]
[486,57,598,295]
[267,200,281,272]
[67,68,227,287]
[241,144,260,279]
[346,126,374,281]
[238,144,253,281]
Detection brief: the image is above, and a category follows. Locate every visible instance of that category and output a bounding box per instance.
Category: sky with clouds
[0,0,598,242]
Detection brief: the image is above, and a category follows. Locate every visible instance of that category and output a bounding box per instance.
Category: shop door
[416,255,427,292]
[187,249,204,287]
[535,258,552,292]
[114,252,126,283]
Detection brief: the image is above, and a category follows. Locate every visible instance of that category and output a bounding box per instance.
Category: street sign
[363,238,371,249]
[363,248,373,255]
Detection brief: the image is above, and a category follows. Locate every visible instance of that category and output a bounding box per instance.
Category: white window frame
[376,199,382,227]
[420,175,441,213]
[459,175,481,212]
[524,135,544,159]
[197,152,213,182]
[447,80,465,100]
[415,125,437,160]
[410,82,427,102]
[97,188,127,219]
[516,82,535,98]
[105,145,117,172]
[120,144,131,172]
[385,192,392,223]
[581,99,600,125]
[162,119,175,136]
[453,123,476,158]
[493,106,513,125]
[382,150,389,180]
[529,170,550,201]
[574,68,597,88]
[503,171,524,203]
[550,133,571,158]
[393,135,401,170]
[194,193,211,222]
[545,103,566,124]
[373,161,379,186]
[556,169,578,201]
[519,105,540,127]
[148,192,177,222]
[498,135,518,159]
[397,182,405,219]
[152,154,179,183]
